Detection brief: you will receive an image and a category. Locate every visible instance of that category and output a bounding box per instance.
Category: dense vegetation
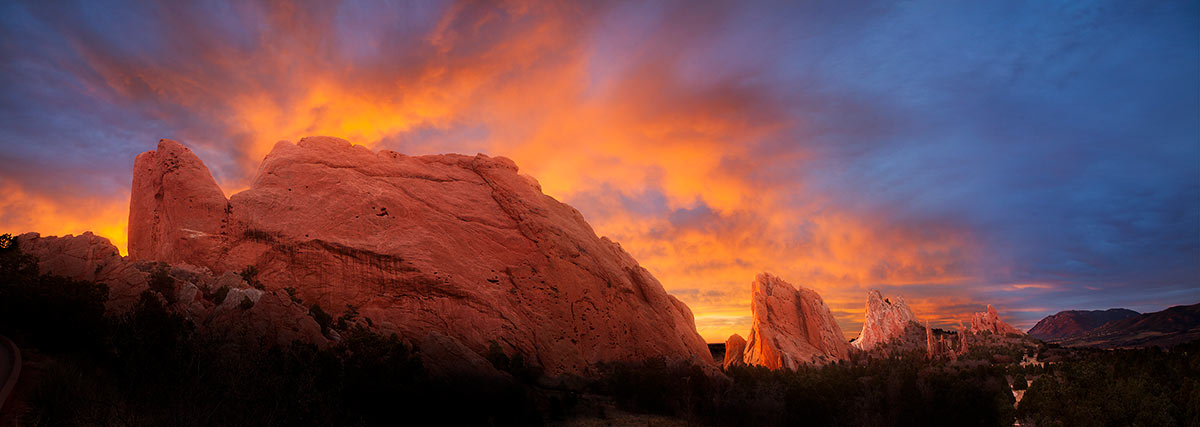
[595,354,1016,427]
[1017,342,1200,426]
[2,234,1198,426]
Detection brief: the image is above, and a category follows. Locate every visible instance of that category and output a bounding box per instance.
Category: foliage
[1012,373,1027,391]
[595,355,1016,427]
[336,304,359,329]
[147,263,176,304]
[238,295,255,310]
[309,303,332,334]
[239,265,264,290]
[283,286,301,304]
[211,285,230,305]
[1017,342,1200,427]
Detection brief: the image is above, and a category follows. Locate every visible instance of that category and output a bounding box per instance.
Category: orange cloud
[0,180,129,254]
[6,1,1002,342]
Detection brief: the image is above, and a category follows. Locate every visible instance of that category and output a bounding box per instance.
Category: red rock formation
[126,137,712,375]
[968,304,1025,336]
[925,321,934,356]
[852,290,918,351]
[743,273,849,369]
[128,140,229,269]
[17,232,326,348]
[18,231,148,313]
[723,334,747,369]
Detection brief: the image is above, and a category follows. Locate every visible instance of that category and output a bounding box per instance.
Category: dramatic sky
[1,0,1197,341]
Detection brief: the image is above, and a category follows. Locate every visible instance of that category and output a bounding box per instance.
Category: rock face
[1027,308,1139,342]
[17,232,326,348]
[126,137,712,375]
[722,334,746,369]
[852,290,918,351]
[18,231,149,313]
[968,305,1024,336]
[128,140,229,269]
[742,273,849,369]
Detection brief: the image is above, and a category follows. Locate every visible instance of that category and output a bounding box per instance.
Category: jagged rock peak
[126,136,713,376]
[968,304,1024,336]
[743,273,849,369]
[852,289,918,351]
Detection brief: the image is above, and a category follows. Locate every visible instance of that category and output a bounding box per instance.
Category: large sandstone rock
[128,140,229,269]
[968,305,1024,336]
[742,273,849,369]
[852,290,918,351]
[722,334,746,369]
[127,137,712,375]
[16,232,326,348]
[17,231,148,313]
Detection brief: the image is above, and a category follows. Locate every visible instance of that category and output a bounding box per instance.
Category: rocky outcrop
[18,231,149,313]
[128,140,229,269]
[1027,308,1139,342]
[722,334,746,369]
[852,290,918,351]
[742,273,849,369]
[968,305,1024,336]
[16,232,326,348]
[126,137,712,376]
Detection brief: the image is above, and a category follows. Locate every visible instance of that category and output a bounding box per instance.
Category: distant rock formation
[1027,308,1140,342]
[723,334,746,369]
[924,322,969,360]
[852,290,918,351]
[125,137,712,376]
[968,305,1024,336]
[18,232,326,348]
[1057,302,1200,348]
[743,273,849,369]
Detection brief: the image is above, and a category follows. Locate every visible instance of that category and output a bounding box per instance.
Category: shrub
[211,285,230,305]
[309,303,332,334]
[283,286,301,304]
[148,263,176,304]
[336,304,359,329]
[239,265,264,290]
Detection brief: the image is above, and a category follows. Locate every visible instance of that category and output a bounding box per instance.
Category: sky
[0,0,1197,342]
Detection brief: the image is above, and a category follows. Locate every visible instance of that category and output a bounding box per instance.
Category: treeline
[1017,342,1200,426]
[595,354,1016,427]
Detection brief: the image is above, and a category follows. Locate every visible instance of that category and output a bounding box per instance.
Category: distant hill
[1027,308,1140,341]
[1055,302,1200,348]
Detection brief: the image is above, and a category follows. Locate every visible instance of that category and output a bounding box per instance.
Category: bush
[211,285,230,305]
[283,286,301,304]
[309,303,332,334]
[239,265,264,290]
[148,263,176,304]
[336,304,359,329]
